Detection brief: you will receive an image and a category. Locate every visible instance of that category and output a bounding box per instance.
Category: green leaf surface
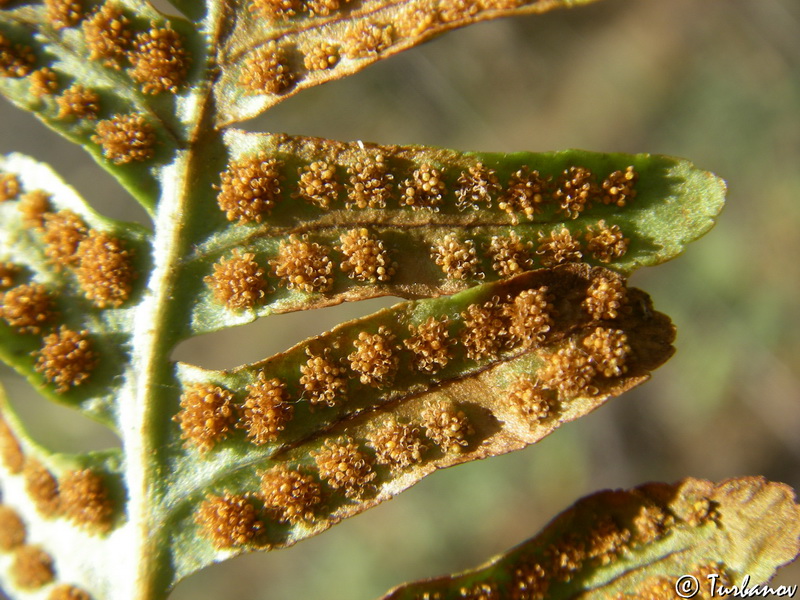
[0,389,124,600]
[180,131,725,337]
[379,477,800,600]
[0,1,191,212]
[0,153,150,429]
[162,262,674,583]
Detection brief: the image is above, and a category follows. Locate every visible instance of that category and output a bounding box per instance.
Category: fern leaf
[379,477,800,600]
[212,0,604,125]
[0,0,737,598]
[182,131,725,335]
[166,262,674,579]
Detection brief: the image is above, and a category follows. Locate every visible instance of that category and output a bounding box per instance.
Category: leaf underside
[379,477,800,600]
[0,0,738,598]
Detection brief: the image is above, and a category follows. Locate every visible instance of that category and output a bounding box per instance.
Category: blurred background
[1,0,799,597]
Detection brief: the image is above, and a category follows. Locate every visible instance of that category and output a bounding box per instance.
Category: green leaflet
[0,389,124,598]
[165,263,675,582]
[0,2,192,212]
[180,132,725,337]
[379,477,800,599]
[0,153,149,428]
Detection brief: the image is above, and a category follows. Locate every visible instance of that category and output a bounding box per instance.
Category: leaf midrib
[117,8,230,598]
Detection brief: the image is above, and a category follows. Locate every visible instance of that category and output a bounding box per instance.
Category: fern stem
[122,151,195,600]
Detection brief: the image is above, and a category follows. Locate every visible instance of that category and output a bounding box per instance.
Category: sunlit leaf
[0,0,739,598]
[380,477,800,600]
[164,262,674,581]
[212,0,604,126]
[180,132,725,336]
